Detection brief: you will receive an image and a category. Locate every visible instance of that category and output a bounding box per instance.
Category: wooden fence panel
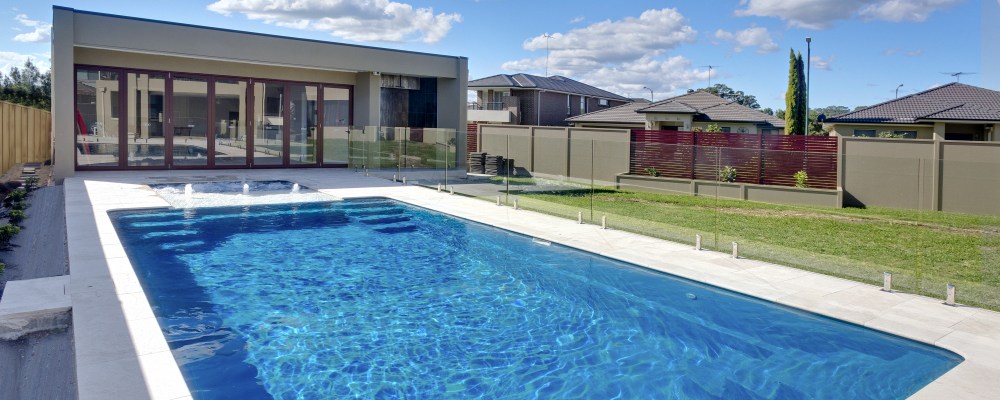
[0,101,52,175]
[630,130,838,189]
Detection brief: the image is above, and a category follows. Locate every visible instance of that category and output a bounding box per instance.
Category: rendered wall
[478,125,630,184]
[616,175,842,208]
[840,137,1000,215]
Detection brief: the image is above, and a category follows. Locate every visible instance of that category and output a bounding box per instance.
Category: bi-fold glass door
[76,66,349,170]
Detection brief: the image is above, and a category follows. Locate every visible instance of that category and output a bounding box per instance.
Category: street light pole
[805,37,811,136]
[896,84,904,98]
[642,86,653,101]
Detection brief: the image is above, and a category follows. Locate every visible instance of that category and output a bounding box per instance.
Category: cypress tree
[785,49,807,135]
[796,52,807,135]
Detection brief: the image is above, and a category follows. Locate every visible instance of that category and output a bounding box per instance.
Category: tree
[0,60,51,110]
[697,83,761,109]
[784,49,806,135]
[808,106,850,135]
[761,107,774,116]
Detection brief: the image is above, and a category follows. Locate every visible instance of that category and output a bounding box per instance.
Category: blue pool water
[111,198,961,399]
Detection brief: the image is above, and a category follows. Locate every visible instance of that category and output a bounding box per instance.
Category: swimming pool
[111,198,961,399]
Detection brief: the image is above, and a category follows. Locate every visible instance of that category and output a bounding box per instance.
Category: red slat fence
[467,123,479,154]
[630,130,838,190]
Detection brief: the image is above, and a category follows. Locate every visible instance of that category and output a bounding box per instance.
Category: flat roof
[54,5,467,61]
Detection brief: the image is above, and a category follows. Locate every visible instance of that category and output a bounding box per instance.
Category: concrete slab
[0,276,72,340]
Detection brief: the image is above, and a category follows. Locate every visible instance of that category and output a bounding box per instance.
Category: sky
[1,0,997,110]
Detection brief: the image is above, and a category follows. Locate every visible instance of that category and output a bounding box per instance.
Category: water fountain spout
[243,183,250,195]
[184,183,194,198]
[291,183,301,194]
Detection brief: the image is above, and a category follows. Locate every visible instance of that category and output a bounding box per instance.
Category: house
[568,90,785,134]
[823,83,1000,141]
[51,6,468,181]
[467,73,630,126]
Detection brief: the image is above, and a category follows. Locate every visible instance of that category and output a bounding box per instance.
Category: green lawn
[503,184,1000,309]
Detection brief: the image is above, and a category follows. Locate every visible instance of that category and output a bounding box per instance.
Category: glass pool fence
[348,129,1000,311]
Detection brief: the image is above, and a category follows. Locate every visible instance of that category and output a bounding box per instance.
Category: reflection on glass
[76,69,120,167]
[171,77,209,166]
[215,79,247,166]
[323,87,350,165]
[127,72,167,166]
[289,84,317,164]
[253,82,284,165]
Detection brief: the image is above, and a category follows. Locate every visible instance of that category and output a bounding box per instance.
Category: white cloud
[905,49,924,57]
[882,48,899,55]
[0,51,50,74]
[501,8,704,97]
[736,0,962,29]
[810,55,833,70]
[570,16,584,23]
[12,14,51,43]
[206,0,461,43]
[714,26,778,53]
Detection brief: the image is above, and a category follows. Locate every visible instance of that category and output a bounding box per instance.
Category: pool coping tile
[64,169,1000,400]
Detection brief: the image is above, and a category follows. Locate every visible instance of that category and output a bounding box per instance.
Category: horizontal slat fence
[467,123,478,154]
[630,130,838,189]
[0,101,52,175]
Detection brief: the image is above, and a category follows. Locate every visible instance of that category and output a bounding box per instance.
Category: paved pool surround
[65,169,1000,400]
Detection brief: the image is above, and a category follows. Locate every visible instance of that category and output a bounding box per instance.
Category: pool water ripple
[111,199,961,399]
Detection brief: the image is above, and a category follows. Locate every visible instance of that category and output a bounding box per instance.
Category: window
[580,96,586,113]
[893,130,917,139]
[854,129,876,137]
[720,127,732,133]
[567,95,571,115]
[598,98,609,106]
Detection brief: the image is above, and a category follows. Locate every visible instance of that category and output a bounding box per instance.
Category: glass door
[322,86,350,166]
[253,81,284,166]
[170,76,209,167]
[289,84,317,165]
[214,79,249,167]
[126,72,167,167]
[75,68,121,168]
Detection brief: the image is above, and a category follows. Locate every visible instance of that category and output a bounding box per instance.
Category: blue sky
[1,0,996,110]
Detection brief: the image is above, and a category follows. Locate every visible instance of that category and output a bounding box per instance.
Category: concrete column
[933,121,946,141]
[51,7,75,182]
[436,57,468,166]
[353,72,381,129]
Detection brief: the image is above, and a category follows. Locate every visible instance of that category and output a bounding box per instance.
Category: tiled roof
[469,73,629,101]
[565,90,784,127]
[565,102,649,124]
[826,83,1000,123]
[695,102,786,127]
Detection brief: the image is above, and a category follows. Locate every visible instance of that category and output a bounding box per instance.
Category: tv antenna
[941,72,976,82]
[543,33,554,77]
[701,65,721,87]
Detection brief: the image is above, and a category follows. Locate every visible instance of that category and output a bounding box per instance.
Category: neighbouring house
[467,74,630,126]
[51,6,468,181]
[568,90,785,134]
[823,82,1000,141]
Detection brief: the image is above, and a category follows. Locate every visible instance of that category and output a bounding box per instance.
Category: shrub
[644,167,660,177]
[0,224,20,245]
[706,123,723,133]
[794,170,809,188]
[6,188,27,202]
[719,166,738,183]
[877,131,906,139]
[0,261,5,274]
[8,209,24,225]
[23,176,39,192]
[10,202,27,211]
